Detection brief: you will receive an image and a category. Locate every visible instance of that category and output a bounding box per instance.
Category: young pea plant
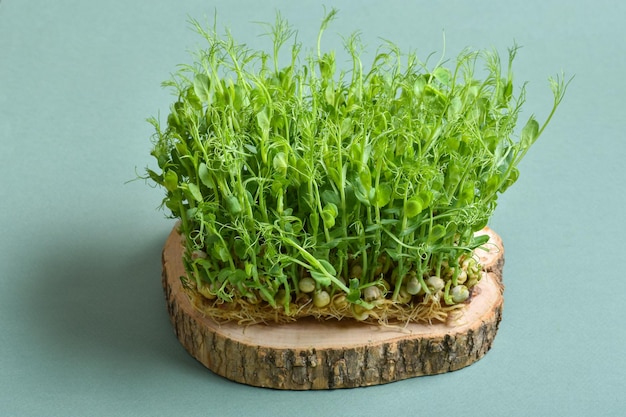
[146,10,569,324]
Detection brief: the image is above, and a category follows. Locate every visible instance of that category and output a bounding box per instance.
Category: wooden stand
[162,226,504,390]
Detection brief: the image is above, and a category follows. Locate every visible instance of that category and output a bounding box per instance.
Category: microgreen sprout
[146,10,568,324]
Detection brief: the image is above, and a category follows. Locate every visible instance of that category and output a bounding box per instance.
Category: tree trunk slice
[162,226,505,390]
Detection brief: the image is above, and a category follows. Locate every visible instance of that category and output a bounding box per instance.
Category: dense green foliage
[146,11,568,321]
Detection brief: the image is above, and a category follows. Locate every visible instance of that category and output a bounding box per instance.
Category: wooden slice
[162,226,505,390]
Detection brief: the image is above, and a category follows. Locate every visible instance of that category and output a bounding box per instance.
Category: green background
[1,1,624,415]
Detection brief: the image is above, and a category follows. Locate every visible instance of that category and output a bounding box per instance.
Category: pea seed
[191,250,207,260]
[451,285,469,303]
[352,304,369,321]
[298,276,316,293]
[363,286,381,301]
[350,264,363,278]
[427,276,445,292]
[406,276,421,295]
[313,290,331,308]
[333,294,348,309]
[397,287,412,303]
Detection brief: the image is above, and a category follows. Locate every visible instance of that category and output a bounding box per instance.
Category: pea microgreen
[146,10,569,323]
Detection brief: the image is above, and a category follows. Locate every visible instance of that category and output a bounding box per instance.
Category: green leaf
[234,239,248,259]
[164,190,182,215]
[319,52,335,79]
[457,182,474,205]
[504,80,513,102]
[351,175,370,206]
[213,244,231,263]
[323,202,338,217]
[445,221,458,238]
[185,86,202,111]
[224,195,242,216]
[272,152,288,175]
[405,196,424,218]
[364,223,382,233]
[321,189,341,206]
[346,278,361,303]
[366,218,399,233]
[256,109,270,133]
[413,76,426,96]
[193,73,211,103]
[309,213,320,233]
[310,271,331,287]
[429,224,447,242]
[318,259,337,277]
[163,170,178,192]
[198,162,213,189]
[470,233,490,249]
[228,269,248,285]
[321,210,335,228]
[324,85,335,105]
[372,184,392,207]
[232,84,245,110]
[146,169,163,185]
[321,202,338,228]
[521,117,540,149]
[243,144,257,154]
[418,190,433,207]
[358,167,371,192]
[186,183,203,202]
[447,96,462,120]
[433,67,452,87]
[340,117,352,138]
[499,167,520,193]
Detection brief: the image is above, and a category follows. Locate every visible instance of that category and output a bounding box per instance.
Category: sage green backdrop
[1,1,624,416]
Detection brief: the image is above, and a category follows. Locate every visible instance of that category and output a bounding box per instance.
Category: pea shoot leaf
[521,117,540,149]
